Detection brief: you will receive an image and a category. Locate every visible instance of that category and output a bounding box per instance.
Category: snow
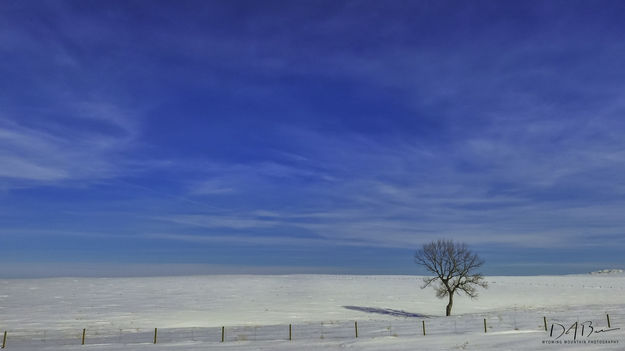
[0,274,623,350]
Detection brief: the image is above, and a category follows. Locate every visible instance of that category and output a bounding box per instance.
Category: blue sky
[2,1,625,277]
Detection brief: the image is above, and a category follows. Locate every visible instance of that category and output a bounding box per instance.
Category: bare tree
[414,239,487,316]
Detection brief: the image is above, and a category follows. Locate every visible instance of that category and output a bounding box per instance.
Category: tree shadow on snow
[343,306,429,318]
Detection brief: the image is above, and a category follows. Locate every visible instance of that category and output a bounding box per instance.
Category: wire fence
[1,308,623,348]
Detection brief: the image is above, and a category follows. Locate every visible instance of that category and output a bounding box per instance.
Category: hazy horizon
[1,261,622,279]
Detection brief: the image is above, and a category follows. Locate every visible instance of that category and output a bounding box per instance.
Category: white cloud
[190,180,235,195]
[0,107,136,186]
[154,115,625,252]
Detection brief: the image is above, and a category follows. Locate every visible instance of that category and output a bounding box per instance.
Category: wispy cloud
[163,113,625,251]
[2,1,625,273]
[189,179,235,195]
[0,107,139,188]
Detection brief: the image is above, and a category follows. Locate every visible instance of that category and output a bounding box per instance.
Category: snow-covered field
[0,274,623,350]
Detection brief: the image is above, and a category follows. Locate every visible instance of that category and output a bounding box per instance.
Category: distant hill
[589,269,624,275]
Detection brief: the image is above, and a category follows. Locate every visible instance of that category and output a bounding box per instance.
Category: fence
[1,309,622,348]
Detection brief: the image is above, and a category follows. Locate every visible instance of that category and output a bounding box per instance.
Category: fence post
[2,331,6,349]
[221,326,225,342]
[607,314,611,328]
[82,328,86,345]
[354,321,358,338]
[422,320,426,335]
[543,316,547,331]
[153,328,157,344]
[289,324,292,341]
[483,318,487,333]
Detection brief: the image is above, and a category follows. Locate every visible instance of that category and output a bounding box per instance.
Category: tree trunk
[446,293,453,316]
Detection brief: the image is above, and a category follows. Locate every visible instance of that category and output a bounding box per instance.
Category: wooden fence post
[2,331,6,349]
[483,318,487,333]
[221,326,225,342]
[354,321,358,338]
[153,328,157,344]
[543,316,548,331]
[82,328,86,345]
[422,320,426,335]
[289,324,292,341]
[607,314,611,328]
